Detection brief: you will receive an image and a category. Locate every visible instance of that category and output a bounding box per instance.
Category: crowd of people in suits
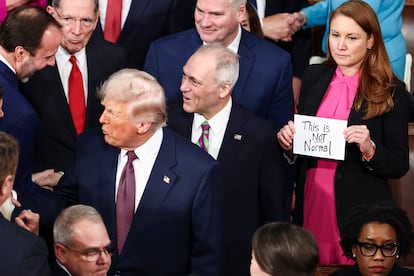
[0,0,412,275]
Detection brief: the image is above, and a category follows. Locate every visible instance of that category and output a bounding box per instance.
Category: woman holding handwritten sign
[276,0,411,265]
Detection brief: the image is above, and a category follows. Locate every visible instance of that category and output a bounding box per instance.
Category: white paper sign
[293,114,348,160]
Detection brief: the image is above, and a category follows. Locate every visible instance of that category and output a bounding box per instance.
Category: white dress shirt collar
[0,54,15,74]
[192,99,232,159]
[56,46,88,102]
[202,25,242,54]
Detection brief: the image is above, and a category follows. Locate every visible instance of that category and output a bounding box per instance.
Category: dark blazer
[167,100,288,276]
[20,36,127,173]
[0,61,39,194]
[330,264,414,275]
[50,260,69,276]
[144,28,294,128]
[93,0,194,68]
[265,0,311,78]
[30,127,222,276]
[0,214,50,275]
[294,64,411,226]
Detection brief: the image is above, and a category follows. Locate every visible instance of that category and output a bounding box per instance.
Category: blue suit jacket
[30,127,222,275]
[167,100,288,276]
[144,28,294,129]
[20,36,127,173]
[93,0,194,69]
[0,61,39,194]
[0,214,50,275]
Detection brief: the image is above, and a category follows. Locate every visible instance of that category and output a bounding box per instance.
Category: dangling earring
[352,254,356,259]
[396,255,400,259]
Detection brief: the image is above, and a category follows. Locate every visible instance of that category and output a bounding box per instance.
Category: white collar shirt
[56,46,88,104]
[191,99,232,160]
[0,54,16,74]
[99,0,132,30]
[115,127,163,211]
[202,25,242,54]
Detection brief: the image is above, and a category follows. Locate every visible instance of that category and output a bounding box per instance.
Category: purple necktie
[197,121,210,153]
[116,151,137,254]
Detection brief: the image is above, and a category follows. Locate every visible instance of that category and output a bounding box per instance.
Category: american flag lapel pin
[233,134,242,141]
[163,175,170,184]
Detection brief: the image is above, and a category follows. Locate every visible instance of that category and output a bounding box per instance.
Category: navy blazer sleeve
[0,217,50,276]
[20,236,51,276]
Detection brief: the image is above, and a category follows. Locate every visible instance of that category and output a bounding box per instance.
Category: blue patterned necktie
[197,121,210,153]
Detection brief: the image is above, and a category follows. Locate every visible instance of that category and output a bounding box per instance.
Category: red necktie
[116,151,137,254]
[68,55,86,135]
[104,0,122,43]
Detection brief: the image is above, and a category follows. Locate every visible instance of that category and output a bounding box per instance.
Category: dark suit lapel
[85,43,104,128]
[121,128,178,255]
[301,66,336,115]
[216,101,246,177]
[168,104,194,139]
[118,0,150,42]
[40,66,77,136]
[234,30,255,101]
[97,143,120,245]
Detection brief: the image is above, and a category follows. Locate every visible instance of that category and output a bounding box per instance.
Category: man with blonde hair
[31,68,222,275]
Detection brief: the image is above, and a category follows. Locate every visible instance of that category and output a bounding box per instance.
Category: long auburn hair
[326,0,395,119]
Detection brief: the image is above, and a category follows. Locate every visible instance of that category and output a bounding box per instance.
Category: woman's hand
[277,120,296,151]
[343,125,374,156]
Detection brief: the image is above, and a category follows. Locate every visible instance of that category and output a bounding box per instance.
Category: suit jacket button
[336,172,342,180]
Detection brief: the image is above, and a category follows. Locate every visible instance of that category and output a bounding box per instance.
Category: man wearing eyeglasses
[52,204,112,276]
[20,0,126,189]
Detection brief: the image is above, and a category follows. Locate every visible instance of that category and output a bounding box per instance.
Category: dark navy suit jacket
[29,127,222,276]
[167,100,288,276]
[0,61,39,194]
[20,36,127,173]
[93,0,194,68]
[0,214,50,275]
[144,28,294,129]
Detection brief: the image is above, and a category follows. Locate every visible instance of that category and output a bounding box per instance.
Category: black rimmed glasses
[356,241,399,257]
[55,9,96,28]
[62,243,115,262]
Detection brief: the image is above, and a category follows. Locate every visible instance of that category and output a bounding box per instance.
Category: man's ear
[237,4,247,24]
[46,5,55,16]
[55,243,67,264]
[219,82,232,99]
[136,122,153,134]
[14,46,26,62]
[0,175,14,197]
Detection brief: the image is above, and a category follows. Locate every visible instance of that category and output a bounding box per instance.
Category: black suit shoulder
[50,260,69,276]
[0,216,50,275]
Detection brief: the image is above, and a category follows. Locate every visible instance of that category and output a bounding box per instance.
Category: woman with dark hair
[277,0,411,264]
[241,2,264,37]
[250,222,319,276]
[331,202,414,275]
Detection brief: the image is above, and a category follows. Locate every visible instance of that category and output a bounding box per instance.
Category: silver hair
[52,0,99,13]
[53,204,104,246]
[195,43,240,89]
